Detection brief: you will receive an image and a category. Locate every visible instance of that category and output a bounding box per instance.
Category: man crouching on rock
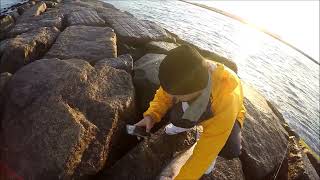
[134,45,246,179]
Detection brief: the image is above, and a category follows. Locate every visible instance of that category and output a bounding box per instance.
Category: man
[135,45,246,179]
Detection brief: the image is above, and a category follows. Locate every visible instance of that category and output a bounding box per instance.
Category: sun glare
[200,1,320,61]
[233,26,264,62]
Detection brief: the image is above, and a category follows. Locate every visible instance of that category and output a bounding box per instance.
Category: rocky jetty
[0,0,319,180]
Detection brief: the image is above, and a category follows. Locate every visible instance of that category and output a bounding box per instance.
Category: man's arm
[174,92,240,179]
[143,87,173,122]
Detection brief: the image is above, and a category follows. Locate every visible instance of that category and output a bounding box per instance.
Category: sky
[194,1,320,61]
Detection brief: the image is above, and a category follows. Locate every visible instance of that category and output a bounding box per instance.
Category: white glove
[165,123,192,135]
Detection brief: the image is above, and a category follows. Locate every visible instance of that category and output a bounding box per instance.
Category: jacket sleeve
[143,87,173,122]
[174,92,240,180]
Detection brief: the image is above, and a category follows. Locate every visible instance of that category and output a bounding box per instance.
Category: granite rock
[0,27,60,73]
[44,25,117,63]
[0,58,135,179]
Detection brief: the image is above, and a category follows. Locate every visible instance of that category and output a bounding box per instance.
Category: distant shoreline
[179,0,319,65]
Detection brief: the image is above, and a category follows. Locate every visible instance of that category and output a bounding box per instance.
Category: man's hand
[134,116,156,133]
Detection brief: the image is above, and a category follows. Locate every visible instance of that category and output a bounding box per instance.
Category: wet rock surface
[0,58,135,179]
[44,25,117,63]
[0,26,60,73]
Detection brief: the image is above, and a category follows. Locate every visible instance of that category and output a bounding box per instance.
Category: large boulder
[0,58,136,179]
[98,8,173,45]
[145,41,179,54]
[67,8,105,27]
[44,25,117,63]
[240,84,289,180]
[203,51,238,74]
[0,27,60,73]
[100,128,197,180]
[0,15,15,38]
[94,54,133,74]
[133,53,166,112]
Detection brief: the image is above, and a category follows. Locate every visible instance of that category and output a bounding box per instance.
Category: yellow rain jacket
[143,62,246,180]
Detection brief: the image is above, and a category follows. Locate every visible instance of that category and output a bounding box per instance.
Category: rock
[286,137,319,180]
[8,9,20,21]
[0,27,60,73]
[22,1,46,17]
[240,84,289,180]
[133,53,166,112]
[44,1,58,8]
[145,41,179,54]
[50,0,62,3]
[0,39,11,57]
[44,25,117,63]
[7,6,64,37]
[201,49,238,74]
[98,8,173,45]
[95,54,133,74]
[100,127,197,180]
[7,17,63,37]
[300,144,320,176]
[0,58,136,179]
[0,72,12,94]
[200,157,245,180]
[0,15,15,33]
[73,0,116,10]
[17,2,32,15]
[67,8,105,26]
[97,6,132,19]
[118,43,147,61]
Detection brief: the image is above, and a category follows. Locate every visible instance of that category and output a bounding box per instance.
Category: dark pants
[218,121,242,160]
